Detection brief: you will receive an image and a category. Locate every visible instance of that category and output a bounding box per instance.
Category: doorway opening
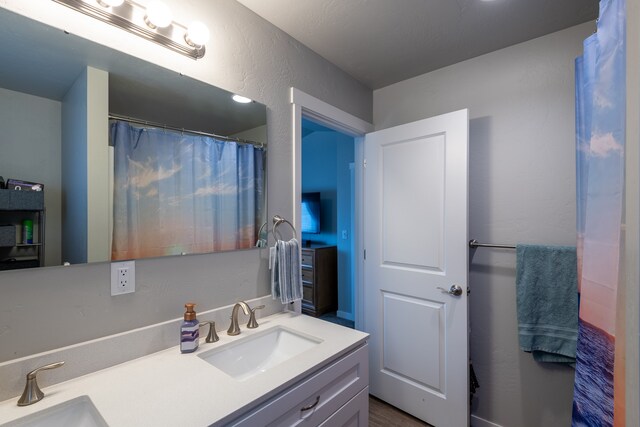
[300,117,356,326]
[290,87,373,330]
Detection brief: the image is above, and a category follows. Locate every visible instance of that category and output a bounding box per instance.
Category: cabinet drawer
[228,343,368,427]
[302,284,314,304]
[301,268,314,284]
[319,386,369,427]
[301,251,314,267]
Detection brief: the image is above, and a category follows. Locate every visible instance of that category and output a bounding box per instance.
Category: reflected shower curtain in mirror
[573,0,625,425]
[110,121,265,260]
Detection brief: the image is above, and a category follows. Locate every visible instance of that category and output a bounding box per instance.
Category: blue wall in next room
[301,119,355,318]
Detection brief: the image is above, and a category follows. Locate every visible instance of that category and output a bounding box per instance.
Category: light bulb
[97,0,124,7]
[144,1,172,29]
[232,95,252,104]
[185,21,210,47]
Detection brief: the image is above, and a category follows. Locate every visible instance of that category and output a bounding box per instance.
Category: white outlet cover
[111,260,135,296]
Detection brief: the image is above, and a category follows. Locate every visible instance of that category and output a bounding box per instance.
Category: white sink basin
[2,396,107,427]
[199,326,322,380]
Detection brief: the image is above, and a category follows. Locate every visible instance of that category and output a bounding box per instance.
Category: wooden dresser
[301,245,337,317]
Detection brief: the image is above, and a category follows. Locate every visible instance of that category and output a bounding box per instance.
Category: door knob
[437,284,463,297]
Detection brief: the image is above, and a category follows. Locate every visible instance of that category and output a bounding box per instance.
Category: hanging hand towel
[516,244,578,365]
[270,238,303,304]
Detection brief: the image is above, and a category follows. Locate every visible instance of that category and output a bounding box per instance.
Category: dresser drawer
[228,343,369,427]
[301,251,314,267]
[302,284,314,304]
[301,268,314,284]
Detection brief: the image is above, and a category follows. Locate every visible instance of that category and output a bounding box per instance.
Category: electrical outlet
[111,260,135,296]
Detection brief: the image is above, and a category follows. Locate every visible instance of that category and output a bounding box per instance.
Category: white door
[363,109,469,427]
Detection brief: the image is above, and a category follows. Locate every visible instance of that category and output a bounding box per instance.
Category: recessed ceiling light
[232,95,252,104]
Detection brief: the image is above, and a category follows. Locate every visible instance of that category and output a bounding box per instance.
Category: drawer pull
[300,395,320,412]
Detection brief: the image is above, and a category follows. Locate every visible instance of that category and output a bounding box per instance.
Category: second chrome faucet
[227,302,265,335]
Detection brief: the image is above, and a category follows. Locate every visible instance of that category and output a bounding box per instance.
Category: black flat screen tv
[301,192,321,234]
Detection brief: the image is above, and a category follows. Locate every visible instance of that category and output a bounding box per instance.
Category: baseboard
[337,310,354,321]
[471,414,504,427]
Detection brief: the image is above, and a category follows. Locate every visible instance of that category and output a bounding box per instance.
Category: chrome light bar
[51,0,207,59]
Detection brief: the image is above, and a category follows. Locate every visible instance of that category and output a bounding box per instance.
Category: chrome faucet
[17,361,64,406]
[247,305,265,329]
[227,302,250,336]
[199,321,220,343]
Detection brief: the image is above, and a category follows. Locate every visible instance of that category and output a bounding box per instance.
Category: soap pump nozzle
[184,303,197,321]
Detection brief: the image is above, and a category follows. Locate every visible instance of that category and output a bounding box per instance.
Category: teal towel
[516,244,578,365]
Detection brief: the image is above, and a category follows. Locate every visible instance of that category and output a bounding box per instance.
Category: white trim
[353,136,365,331]
[290,88,374,136]
[290,88,372,331]
[471,414,504,427]
[336,310,355,322]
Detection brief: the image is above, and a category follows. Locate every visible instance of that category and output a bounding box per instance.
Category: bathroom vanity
[0,309,369,426]
[222,340,368,426]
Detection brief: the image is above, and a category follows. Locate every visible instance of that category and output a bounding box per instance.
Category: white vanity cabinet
[223,343,369,427]
[319,387,369,427]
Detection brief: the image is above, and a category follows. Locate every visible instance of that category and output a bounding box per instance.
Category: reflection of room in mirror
[0,8,267,270]
[108,119,266,260]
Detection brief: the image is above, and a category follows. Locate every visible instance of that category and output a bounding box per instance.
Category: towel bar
[469,239,516,249]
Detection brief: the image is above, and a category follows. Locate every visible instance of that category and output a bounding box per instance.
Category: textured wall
[374,22,593,427]
[0,0,371,362]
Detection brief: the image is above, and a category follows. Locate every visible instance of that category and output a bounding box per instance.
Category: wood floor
[369,395,433,427]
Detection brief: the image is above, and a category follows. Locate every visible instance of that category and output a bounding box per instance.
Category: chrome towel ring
[273,215,297,239]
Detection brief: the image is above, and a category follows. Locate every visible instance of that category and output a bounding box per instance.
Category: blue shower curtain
[110,121,265,260]
[573,0,625,425]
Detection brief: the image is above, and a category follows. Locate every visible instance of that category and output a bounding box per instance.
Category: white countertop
[0,312,368,426]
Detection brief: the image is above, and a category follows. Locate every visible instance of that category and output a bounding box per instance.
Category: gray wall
[0,87,62,267]
[0,0,371,362]
[374,22,593,427]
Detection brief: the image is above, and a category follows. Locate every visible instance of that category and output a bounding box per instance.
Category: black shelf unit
[0,189,45,270]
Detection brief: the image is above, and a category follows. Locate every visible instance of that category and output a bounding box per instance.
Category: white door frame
[290,87,373,326]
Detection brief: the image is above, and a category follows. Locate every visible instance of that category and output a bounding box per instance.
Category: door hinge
[363,159,367,168]
[364,249,366,260]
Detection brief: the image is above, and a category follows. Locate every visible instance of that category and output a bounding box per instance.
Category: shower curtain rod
[108,113,266,148]
[468,239,516,249]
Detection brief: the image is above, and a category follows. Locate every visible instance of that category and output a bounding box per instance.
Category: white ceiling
[236,0,598,89]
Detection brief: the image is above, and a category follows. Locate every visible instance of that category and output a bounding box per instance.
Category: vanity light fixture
[51,0,209,59]
[232,95,253,104]
[185,21,210,47]
[143,0,172,29]
[97,0,124,7]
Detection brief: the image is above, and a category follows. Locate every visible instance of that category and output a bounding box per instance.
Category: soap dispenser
[180,303,199,353]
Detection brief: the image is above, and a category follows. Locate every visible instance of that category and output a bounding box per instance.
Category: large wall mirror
[0,9,267,270]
